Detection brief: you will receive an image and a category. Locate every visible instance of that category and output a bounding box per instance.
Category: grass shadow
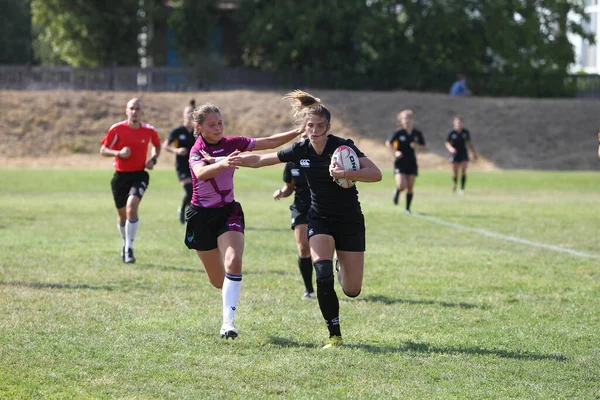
[268,336,566,361]
[0,280,113,291]
[359,294,486,309]
[245,227,290,232]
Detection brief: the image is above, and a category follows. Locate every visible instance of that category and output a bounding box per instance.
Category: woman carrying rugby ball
[237,90,382,349]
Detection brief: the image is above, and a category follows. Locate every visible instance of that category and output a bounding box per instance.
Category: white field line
[410,211,600,260]
[238,172,600,261]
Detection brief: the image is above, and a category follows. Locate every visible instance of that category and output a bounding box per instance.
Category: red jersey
[101,121,161,172]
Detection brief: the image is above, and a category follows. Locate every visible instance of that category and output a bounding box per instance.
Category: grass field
[1,167,599,399]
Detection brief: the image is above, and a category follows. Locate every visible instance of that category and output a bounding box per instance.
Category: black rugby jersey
[283,162,310,212]
[167,125,196,171]
[388,128,425,161]
[277,135,365,219]
[446,129,471,156]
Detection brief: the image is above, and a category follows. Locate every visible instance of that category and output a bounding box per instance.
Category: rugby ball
[330,145,360,188]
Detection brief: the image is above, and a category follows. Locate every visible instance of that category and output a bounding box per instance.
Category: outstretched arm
[192,150,242,180]
[238,152,282,168]
[253,126,304,151]
[330,156,382,183]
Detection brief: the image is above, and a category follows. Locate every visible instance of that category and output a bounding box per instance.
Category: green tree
[0,0,32,64]
[31,0,140,66]
[235,0,592,96]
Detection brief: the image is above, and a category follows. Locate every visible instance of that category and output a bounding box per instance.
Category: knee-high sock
[314,260,340,337]
[223,273,242,322]
[393,189,400,205]
[406,193,413,211]
[298,256,314,293]
[461,175,466,190]
[125,218,139,251]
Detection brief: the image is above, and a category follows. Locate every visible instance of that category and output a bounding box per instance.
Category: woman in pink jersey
[184,103,304,339]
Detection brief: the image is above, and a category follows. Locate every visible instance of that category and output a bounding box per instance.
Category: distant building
[569,1,600,73]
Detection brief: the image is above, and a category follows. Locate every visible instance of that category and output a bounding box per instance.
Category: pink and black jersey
[189,136,256,208]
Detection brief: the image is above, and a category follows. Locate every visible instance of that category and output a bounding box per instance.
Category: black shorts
[184,202,245,251]
[307,211,365,252]
[176,165,192,182]
[290,203,309,230]
[110,171,150,209]
[450,153,469,163]
[394,158,418,176]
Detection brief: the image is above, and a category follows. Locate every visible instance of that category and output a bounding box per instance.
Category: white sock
[117,223,126,246]
[222,274,242,322]
[125,218,139,251]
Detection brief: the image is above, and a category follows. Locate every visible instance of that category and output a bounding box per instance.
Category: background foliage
[0,0,595,96]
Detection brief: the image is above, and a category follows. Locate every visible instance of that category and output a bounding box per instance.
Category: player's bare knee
[343,287,362,298]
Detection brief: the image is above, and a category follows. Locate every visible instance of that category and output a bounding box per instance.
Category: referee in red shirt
[100,98,161,263]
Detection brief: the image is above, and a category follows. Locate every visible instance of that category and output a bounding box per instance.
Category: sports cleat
[302,292,316,300]
[458,190,465,196]
[124,248,136,264]
[404,209,412,215]
[322,335,343,349]
[220,321,239,339]
[452,183,457,192]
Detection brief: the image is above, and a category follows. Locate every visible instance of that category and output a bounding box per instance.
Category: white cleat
[302,292,316,300]
[220,321,239,340]
[458,190,465,196]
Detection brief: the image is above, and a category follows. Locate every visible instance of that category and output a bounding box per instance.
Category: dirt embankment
[1,90,599,170]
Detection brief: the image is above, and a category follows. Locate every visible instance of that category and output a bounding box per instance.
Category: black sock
[298,256,314,293]
[452,177,457,190]
[315,261,341,337]
[461,175,466,190]
[406,193,413,211]
[393,189,400,205]
[181,183,193,223]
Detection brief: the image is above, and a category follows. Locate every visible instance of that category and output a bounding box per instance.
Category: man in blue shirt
[450,74,472,96]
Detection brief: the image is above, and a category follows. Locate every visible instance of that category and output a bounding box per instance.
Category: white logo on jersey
[179,134,187,140]
[291,168,300,176]
[451,134,457,139]
[228,223,241,228]
[300,159,310,167]
[400,135,407,141]
[212,149,224,154]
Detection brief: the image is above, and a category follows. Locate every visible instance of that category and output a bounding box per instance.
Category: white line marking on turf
[411,212,600,260]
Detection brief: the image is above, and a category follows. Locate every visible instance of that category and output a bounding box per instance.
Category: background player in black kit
[236,90,382,349]
[385,109,426,214]
[163,99,197,223]
[273,133,315,300]
[444,115,478,195]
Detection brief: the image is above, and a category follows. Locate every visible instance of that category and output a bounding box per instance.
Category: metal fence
[1,65,600,98]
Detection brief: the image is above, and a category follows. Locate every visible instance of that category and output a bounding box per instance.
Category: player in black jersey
[273,134,316,300]
[236,90,382,349]
[444,115,478,195]
[163,100,197,223]
[385,109,426,213]
[597,130,600,158]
